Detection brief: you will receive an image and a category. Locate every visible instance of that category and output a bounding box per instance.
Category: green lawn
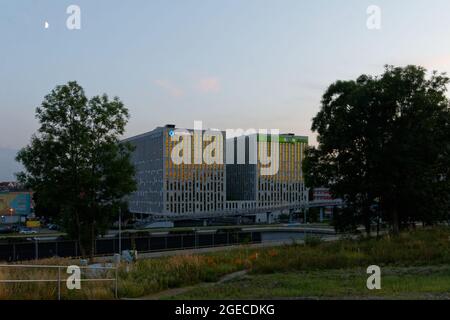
[172,266,450,300]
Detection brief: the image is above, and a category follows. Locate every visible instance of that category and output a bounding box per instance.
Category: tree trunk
[392,208,400,235]
[376,216,380,238]
[75,210,87,257]
[364,206,371,237]
[90,222,95,259]
[79,239,86,258]
[365,219,371,237]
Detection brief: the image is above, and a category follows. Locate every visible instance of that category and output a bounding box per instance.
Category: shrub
[304,235,323,247]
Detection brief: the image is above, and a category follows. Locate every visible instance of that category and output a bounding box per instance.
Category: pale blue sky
[1,0,450,156]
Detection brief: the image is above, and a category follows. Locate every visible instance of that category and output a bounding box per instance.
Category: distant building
[313,187,334,219]
[0,181,26,192]
[124,125,309,223]
[0,191,33,221]
[0,182,33,225]
[124,125,226,217]
[225,133,309,223]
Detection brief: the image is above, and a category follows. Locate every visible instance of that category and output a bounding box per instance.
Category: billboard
[0,192,32,216]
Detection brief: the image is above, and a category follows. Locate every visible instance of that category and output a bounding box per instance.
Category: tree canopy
[17,82,136,255]
[303,65,450,233]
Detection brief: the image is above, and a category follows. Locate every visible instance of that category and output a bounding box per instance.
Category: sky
[1,0,450,180]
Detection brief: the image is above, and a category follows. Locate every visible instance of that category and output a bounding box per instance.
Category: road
[0,223,336,240]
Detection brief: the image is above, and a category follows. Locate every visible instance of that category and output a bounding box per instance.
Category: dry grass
[117,251,250,297]
[0,257,115,300]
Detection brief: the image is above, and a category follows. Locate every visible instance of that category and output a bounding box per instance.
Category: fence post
[35,239,38,260]
[195,232,198,248]
[57,267,61,300]
[115,266,118,299]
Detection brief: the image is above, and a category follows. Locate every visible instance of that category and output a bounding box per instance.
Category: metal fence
[0,231,262,262]
[0,264,118,300]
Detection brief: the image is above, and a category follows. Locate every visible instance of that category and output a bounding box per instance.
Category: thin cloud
[153,79,184,97]
[195,77,221,93]
[395,56,450,73]
[422,55,450,71]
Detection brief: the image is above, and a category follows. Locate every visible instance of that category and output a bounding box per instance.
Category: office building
[125,125,308,222]
[124,125,226,216]
[225,133,309,223]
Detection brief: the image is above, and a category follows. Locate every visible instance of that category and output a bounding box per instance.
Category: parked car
[19,227,38,235]
[0,226,14,234]
[47,224,60,231]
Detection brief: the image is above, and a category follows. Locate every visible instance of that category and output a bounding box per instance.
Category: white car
[19,228,38,235]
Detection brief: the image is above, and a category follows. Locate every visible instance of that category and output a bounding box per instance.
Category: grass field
[172,266,450,300]
[0,227,449,299]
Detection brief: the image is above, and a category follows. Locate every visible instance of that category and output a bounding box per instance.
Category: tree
[17,82,136,256]
[303,65,450,234]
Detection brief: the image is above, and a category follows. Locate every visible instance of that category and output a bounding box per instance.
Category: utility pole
[118,207,122,255]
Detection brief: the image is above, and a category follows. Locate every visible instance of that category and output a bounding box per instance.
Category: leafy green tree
[304,65,450,234]
[17,82,136,256]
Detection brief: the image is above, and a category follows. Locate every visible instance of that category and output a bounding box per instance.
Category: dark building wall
[225,136,257,201]
[226,164,256,201]
[125,128,165,214]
